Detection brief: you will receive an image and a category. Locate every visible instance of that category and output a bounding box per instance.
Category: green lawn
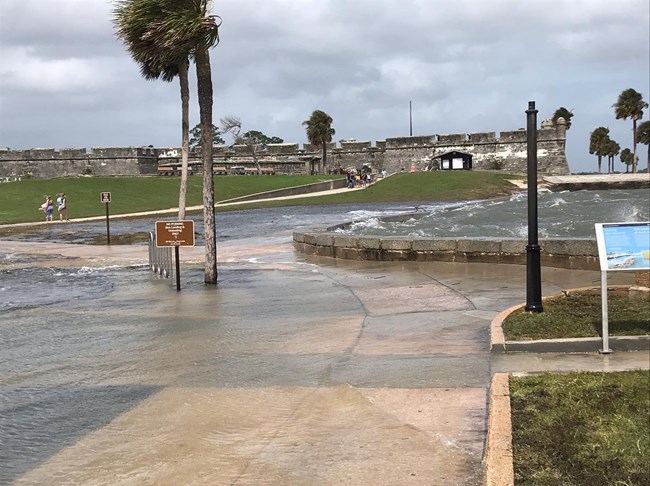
[511,370,650,485]
[0,171,522,224]
[0,174,339,224]
[205,171,523,211]
[503,292,650,340]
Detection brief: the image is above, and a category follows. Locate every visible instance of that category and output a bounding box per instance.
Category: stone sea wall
[0,121,569,179]
[293,231,600,271]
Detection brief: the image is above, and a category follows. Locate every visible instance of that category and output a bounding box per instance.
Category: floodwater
[337,188,650,238]
[0,191,644,485]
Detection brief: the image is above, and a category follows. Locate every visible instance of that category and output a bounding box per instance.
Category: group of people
[40,193,68,222]
[346,170,372,189]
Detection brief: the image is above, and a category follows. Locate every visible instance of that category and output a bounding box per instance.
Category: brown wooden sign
[155,220,195,247]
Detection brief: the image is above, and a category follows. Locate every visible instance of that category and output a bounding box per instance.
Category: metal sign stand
[599,270,612,354]
[595,221,650,354]
[100,192,111,244]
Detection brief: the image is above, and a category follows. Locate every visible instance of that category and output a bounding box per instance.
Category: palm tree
[589,127,610,174]
[613,88,648,173]
[114,0,221,284]
[552,107,573,130]
[114,1,194,222]
[604,139,620,173]
[620,148,634,173]
[637,120,650,169]
[303,110,335,174]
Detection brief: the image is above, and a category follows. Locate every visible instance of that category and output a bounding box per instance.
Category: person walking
[56,193,68,222]
[41,196,54,222]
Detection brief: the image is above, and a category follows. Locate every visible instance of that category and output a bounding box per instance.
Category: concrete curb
[485,373,514,486]
[490,288,650,353]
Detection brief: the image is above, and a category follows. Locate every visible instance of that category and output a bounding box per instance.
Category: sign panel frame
[155,220,195,247]
[595,222,650,271]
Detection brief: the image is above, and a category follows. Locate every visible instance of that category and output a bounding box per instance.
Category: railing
[148,232,173,278]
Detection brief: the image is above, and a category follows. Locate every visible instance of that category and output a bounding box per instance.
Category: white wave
[349,218,383,231]
[73,265,126,275]
[548,197,567,207]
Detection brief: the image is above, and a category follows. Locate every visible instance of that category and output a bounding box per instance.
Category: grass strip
[510,370,650,485]
[503,292,650,340]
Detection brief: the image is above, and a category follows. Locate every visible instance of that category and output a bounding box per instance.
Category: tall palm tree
[604,139,620,173]
[637,120,650,168]
[613,88,648,173]
[113,0,192,221]
[589,127,610,174]
[114,0,221,284]
[303,110,335,174]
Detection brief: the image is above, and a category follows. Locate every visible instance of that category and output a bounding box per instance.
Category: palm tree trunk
[321,144,326,174]
[597,155,602,174]
[195,46,217,284]
[632,119,638,173]
[178,60,190,221]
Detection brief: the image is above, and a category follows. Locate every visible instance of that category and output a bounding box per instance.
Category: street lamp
[525,101,543,313]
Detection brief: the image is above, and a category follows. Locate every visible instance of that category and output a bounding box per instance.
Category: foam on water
[338,188,649,239]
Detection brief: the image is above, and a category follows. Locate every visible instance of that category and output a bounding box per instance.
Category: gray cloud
[0,0,648,173]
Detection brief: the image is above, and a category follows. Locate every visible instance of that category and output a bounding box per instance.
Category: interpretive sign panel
[595,222,650,271]
[155,220,195,247]
[595,221,649,354]
[100,192,111,203]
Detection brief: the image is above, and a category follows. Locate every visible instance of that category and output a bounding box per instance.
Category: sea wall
[293,230,600,271]
[0,121,569,179]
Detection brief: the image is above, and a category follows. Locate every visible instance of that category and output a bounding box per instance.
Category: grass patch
[503,292,650,340]
[0,171,522,224]
[510,370,650,485]
[206,171,522,211]
[0,175,339,224]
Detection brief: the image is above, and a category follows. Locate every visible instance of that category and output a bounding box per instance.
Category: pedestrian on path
[40,195,54,222]
[56,193,68,221]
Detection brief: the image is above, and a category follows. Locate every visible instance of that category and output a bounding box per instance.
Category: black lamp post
[525,101,543,313]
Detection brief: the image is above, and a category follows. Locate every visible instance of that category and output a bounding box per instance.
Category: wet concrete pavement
[1,237,647,485]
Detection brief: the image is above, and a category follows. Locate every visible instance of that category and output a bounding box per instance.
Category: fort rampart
[0,121,569,179]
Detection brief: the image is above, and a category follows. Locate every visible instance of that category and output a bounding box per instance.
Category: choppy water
[336,188,650,238]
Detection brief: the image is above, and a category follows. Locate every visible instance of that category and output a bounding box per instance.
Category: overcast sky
[1,0,648,173]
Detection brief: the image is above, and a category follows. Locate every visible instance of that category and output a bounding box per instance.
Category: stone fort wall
[0,122,569,179]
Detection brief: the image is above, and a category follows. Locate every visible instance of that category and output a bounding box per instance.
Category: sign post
[595,222,650,353]
[155,220,195,291]
[100,192,111,244]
